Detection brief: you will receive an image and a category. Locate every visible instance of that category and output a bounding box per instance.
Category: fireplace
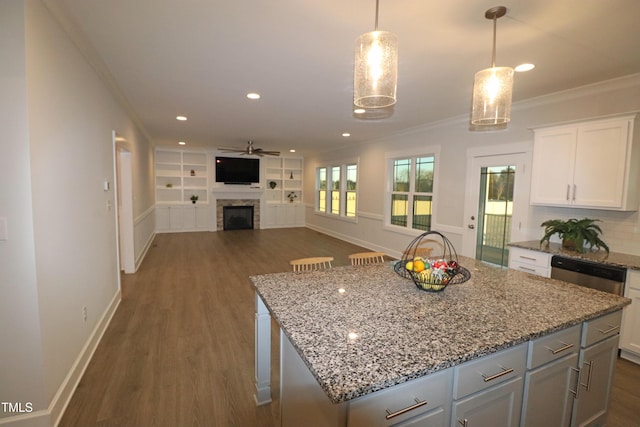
[223,205,254,230]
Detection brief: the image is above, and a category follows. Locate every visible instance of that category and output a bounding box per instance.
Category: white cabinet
[508,247,552,278]
[155,149,210,232]
[530,114,639,211]
[452,343,526,427]
[620,269,640,364]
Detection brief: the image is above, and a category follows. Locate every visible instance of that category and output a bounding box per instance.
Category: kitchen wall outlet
[82,306,88,323]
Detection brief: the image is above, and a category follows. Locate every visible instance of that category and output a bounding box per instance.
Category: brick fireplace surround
[216,199,260,230]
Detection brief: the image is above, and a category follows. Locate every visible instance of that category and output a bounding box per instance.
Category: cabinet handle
[457,419,469,427]
[545,341,574,355]
[519,255,537,261]
[597,324,619,335]
[569,367,580,399]
[579,360,593,391]
[385,398,428,420]
[581,361,594,392]
[519,266,536,272]
[481,366,514,382]
[566,185,570,201]
[573,185,577,201]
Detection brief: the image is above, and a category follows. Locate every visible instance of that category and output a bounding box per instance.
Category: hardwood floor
[60,228,640,427]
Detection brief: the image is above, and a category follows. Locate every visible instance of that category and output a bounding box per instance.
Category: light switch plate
[0,217,7,241]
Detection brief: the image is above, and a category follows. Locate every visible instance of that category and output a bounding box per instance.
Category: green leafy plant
[190,195,199,203]
[540,218,609,253]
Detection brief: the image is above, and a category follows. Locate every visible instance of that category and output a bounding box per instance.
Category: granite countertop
[250,257,630,404]
[509,240,640,270]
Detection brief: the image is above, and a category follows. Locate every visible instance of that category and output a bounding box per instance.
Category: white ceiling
[48,0,640,155]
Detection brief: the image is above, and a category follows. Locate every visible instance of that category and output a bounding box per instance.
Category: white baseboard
[135,231,155,272]
[0,290,120,427]
[620,349,640,365]
[51,289,121,426]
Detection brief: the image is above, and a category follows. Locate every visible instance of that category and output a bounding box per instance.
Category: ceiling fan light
[471,66,514,125]
[354,30,398,109]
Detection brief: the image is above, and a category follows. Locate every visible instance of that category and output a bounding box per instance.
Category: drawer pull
[458,418,469,427]
[596,324,619,335]
[519,266,536,272]
[385,398,428,420]
[519,256,537,261]
[481,366,514,382]
[546,341,574,355]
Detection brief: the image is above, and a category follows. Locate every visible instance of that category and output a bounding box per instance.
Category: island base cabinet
[281,333,347,427]
[571,335,619,427]
[521,353,578,427]
[348,368,452,427]
[451,376,523,427]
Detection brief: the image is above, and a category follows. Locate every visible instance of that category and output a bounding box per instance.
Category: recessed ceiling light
[342,133,351,137]
[246,92,261,100]
[515,63,535,72]
[289,149,296,153]
[176,115,187,121]
[178,141,186,145]
[354,108,366,114]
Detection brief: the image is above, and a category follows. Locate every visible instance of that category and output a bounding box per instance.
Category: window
[388,155,435,231]
[317,167,327,213]
[345,164,357,217]
[315,162,358,219]
[330,166,341,215]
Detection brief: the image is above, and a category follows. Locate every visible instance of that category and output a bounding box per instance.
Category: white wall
[304,74,640,258]
[0,1,155,425]
[0,1,48,424]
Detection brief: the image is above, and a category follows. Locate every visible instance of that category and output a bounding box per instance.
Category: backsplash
[529,206,640,256]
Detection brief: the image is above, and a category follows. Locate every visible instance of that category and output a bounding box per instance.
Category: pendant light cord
[374,0,380,31]
[491,15,497,68]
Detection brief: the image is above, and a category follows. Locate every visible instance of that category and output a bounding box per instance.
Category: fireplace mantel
[211,186,263,200]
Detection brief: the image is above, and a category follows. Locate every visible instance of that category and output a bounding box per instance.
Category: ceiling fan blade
[254,149,281,156]
[218,147,246,152]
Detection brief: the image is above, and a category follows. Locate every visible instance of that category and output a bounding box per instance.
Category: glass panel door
[475,166,515,267]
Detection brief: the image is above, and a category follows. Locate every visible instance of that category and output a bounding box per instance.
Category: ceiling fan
[218,140,280,157]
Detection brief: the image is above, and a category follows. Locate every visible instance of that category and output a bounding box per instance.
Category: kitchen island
[251,256,630,426]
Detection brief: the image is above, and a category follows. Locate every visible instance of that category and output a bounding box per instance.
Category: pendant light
[354,0,398,109]
[471,6,514,126]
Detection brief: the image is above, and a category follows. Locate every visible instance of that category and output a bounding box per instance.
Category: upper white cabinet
[530,114,639,211]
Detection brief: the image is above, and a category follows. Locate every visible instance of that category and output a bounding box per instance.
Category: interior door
[462,152,530,263]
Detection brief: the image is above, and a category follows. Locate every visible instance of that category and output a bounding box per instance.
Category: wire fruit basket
[393,231,471,292]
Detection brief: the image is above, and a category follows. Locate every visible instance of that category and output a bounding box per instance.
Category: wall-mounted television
[215,156,260,184]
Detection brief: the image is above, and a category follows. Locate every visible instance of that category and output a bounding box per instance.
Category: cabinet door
[530,127,577,206]
[620,272,640,357]
[156,206,170,232]
[182,205,196,229]
[195,205,210,229]
[573,120,629,208]
[521,353,578,427]
[451,377,523,427]
[571,335,619,427]
[169,206,183,230]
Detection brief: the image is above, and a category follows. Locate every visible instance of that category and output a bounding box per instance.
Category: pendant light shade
[354,1,398,109]
[471,6,514,126]
[471,66,514,125]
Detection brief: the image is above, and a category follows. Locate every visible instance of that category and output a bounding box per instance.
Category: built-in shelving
[265,157,303,204]
[155,149,210,232]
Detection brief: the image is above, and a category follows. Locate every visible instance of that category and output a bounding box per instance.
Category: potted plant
[540,218,609,253]
[269,181,277,189]
[287,192,297,203]
[190,195,199,204]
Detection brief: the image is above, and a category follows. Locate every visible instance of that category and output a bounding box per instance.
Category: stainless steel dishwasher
[550,255,627,296]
